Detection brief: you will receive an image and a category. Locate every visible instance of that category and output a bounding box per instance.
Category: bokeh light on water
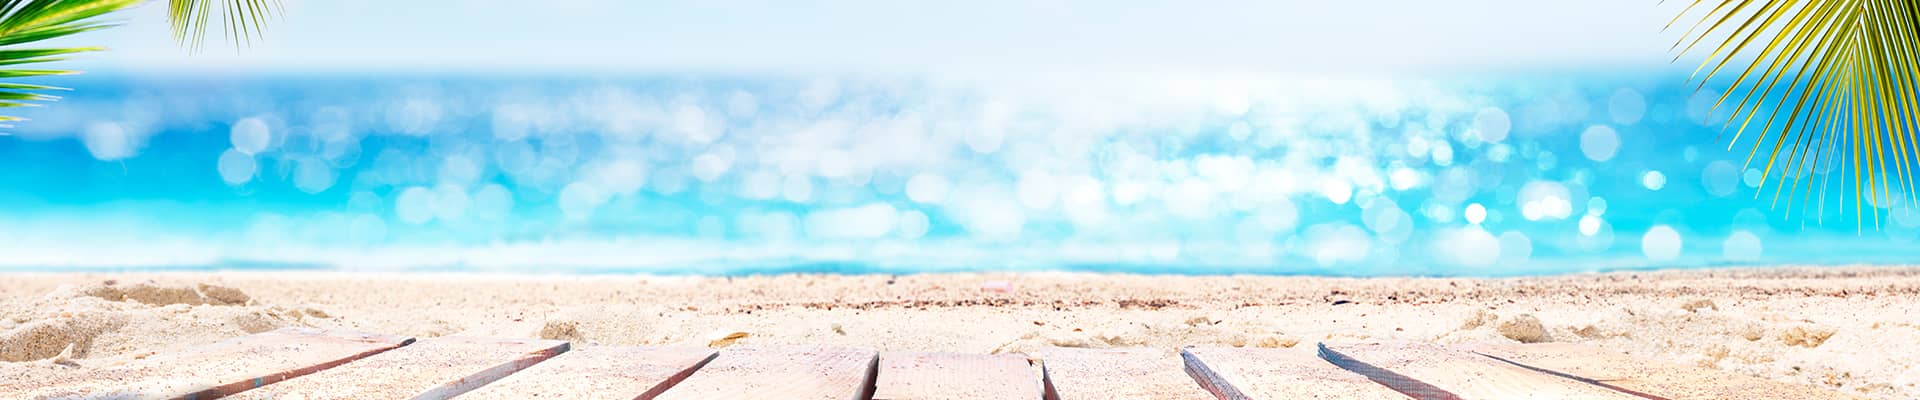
[0,72,1916,275]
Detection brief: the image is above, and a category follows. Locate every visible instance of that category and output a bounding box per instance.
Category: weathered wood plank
[1468,343,1866,400]
[228,336,567,400]
[0,327,412,400]
[871,352,1041,400]
[1318,342,1639,399]
[1030,347,1211,400]
[455,346,718,400]
[1181,346,1411,400]
[652,346,879,400]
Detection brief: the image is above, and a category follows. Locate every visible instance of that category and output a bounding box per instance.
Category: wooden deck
[2,328,1862,400]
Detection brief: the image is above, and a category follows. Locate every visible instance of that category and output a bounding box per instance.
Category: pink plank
[1,328,411,400]
[652,346,879,400]
[1319,342,1639,399]
[227,336,567,400]
[1468,343,1866,400]
[871,352,1041,400]
[1182,347,1410,400]
[456,346,717,400]
[1030,347,1211,400]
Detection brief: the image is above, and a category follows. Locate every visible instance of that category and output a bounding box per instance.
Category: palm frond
[0,0,140,126]
[1673,0,1920,229]
[168,0,279,52]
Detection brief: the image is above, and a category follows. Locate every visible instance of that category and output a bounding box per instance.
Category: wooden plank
[1181,347,1411,400]
[1467,343,1866,400]
[871,352,1042,400]
[652,346,879,400]
[228,336,568,400]
[1,327,412,400]
[1030,347,1211,400]
[456,346,718,400]
[1318,342,1640,399]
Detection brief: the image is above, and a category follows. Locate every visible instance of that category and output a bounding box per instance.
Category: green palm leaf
[167,0,278,52]
[1672,0,1920,228]
[0,0,140,126]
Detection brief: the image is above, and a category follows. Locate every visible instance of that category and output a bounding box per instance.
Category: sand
[2,267,1917,399]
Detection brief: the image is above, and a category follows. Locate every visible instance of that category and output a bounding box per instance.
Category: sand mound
[0,313,130,362]
[1681,298,1719,312]
[538,320,585,342]
[0,280,294,364]
[1460,309,1498,330]
[1498,314,1551,343]
[62,281,251,306]
[1442,310,1555,344]
[1781,326,1836,348]
[197,283,252,305]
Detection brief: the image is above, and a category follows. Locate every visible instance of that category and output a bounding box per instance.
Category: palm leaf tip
[1672,0,1920,227]
[0,0,141,126]
[167,0,280,52]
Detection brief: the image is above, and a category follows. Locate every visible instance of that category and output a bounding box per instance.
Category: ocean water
[1,71,1915,276]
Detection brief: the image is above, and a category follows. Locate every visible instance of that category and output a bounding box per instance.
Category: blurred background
[2,1,1909,274]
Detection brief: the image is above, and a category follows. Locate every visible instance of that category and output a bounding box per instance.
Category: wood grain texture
[870,352,1041,400]
[227,336,568,400]
[1030,347,1211,400]
[455,346,717,400]
[652,346,879,400]
[1468,343,1866,400]
[0,327,412,400]
[1318,342,1639,400]
[1181,346,1410,400]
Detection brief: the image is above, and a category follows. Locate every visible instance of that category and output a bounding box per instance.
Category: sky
[74,0,1685,75]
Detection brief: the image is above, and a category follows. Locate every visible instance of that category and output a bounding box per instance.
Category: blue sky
[77,0,1682,74]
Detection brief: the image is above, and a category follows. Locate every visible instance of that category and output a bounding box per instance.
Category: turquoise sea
[2,71,1915,276]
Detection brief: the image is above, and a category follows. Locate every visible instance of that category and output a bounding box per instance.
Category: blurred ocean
[1,71,1916,276]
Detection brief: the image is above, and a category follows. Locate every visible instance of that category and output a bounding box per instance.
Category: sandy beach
[2,267,1917,399]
